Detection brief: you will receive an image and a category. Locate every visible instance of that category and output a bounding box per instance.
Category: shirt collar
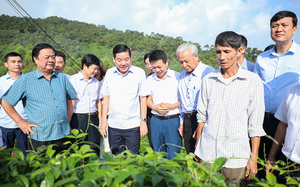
[241,57,248,70]
[34,68,57,79]
[212,63,247,80]
[113,65,133,76]
[4,72,24,80]
[154,68,172,81]
[189,60,202,77]
[270,40,298,56]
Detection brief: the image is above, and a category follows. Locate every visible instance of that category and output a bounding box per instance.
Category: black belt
[265,112,275,119]
[184,112,197,119]
[153,114,180,120]
[74,111,98,118]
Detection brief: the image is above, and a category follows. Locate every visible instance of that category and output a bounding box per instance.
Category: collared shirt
[0,72,28,128]
[69,71,101,114]
[2,69,76,141]
[178,61,214,124]
[254,41,300,114]
[101,66,150,129]
[275,84,300,164]
[195,67,266,168]
[147,69,180,116]
[241,57,255,72]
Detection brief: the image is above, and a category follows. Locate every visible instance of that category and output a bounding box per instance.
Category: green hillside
[0,14,262,76]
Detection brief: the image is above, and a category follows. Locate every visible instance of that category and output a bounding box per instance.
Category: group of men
[0,10,299,186]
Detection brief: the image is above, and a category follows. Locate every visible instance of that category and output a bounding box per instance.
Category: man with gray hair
[177,43,214,153]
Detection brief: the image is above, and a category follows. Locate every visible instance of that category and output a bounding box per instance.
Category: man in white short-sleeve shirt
[100,44,150,155]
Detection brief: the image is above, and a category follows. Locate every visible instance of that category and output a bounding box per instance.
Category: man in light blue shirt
[100,44,150,155]
[177,43,214,153]
[1,43,76,154]
[0,52,28,154]
[69,54,102,156]
[254,10,300,179]
[238,35,255,72]
[146,50,181,159]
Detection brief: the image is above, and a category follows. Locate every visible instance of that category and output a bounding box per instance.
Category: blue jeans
[151,117,182,159]
[0,127,27,155]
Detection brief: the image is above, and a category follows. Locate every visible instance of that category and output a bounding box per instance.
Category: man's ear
[4,62,8,68]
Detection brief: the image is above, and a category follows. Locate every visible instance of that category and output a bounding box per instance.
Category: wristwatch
[141,118,147,122]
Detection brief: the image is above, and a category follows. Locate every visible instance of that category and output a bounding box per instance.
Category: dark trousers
[108,126,140,155]
[70,114,100,156]
[27,137,70,155]
[151,117,182,159]
[146,112,153,149]
[183,115,198,153]
[0,127,27,155]
[257,113,284,179]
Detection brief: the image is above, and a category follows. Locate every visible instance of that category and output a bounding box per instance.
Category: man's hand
[17,119,37,135]
[266,157,275,175]
[245,159,258,180]
[153,103,169,115]
[140,121,148,138]
[100,120,108,136]
[178,124,183,137]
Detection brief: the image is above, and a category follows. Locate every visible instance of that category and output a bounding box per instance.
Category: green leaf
[274,184,287,187]
[81,174,102,183]
[76,133,88,139]
[17,174,29,187]
[212,157,227,172]
[25,152,36,162]
[266,173,277,186]
[46,145,56,157]
[151,175,163,186]
[71,129,79,136]
[53,176,78,187]
[80,145,91,154]
[40,172,55,187]
[132,173,144,186]
[15,150,25,161]
[30,167,52,179]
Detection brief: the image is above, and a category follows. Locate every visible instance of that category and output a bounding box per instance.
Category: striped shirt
[195,66,266,168]
[2,69,76,141]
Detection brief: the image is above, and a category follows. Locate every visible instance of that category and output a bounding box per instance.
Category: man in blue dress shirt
[1,43,76,154]
[177,43,214,154]
[237,35,255,72]
[254,10,300,179]
[0,52,28,154]
[100,44,150,155]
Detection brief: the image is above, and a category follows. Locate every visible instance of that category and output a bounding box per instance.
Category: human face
[177,48,199,73]
[271,17,297,44]
[113,52,131,75]
[54,56,66,72]
[34,48,55,73]
[215,45,241,71]
[83,64,99,78]
[144,58,153,73]
[94,66,101,81]
[151,59,168,79]
[5,56,23,73]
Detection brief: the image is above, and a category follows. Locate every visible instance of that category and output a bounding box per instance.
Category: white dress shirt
[275,84,300,164]
[101,66,150,129]
[147,69,180,116]
[69,71,101,114]
[195,67,266,168]
[0,72,28,128]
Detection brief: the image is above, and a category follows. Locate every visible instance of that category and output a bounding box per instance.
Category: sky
[1,0,300,50]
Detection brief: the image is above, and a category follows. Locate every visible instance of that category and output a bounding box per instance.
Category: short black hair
[144,52,151,63]
[81,54,100,69]
[4,52,22,62]
[55,51,66,62]
[149,50,168,64]
[32,43,55,63]
[264,44,275,52]
[215,31,242,51]
[113,44,131,58]
[270,11,297,27]
[240,35,247,48]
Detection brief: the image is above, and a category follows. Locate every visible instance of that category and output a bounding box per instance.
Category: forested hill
[0,14,263,76]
